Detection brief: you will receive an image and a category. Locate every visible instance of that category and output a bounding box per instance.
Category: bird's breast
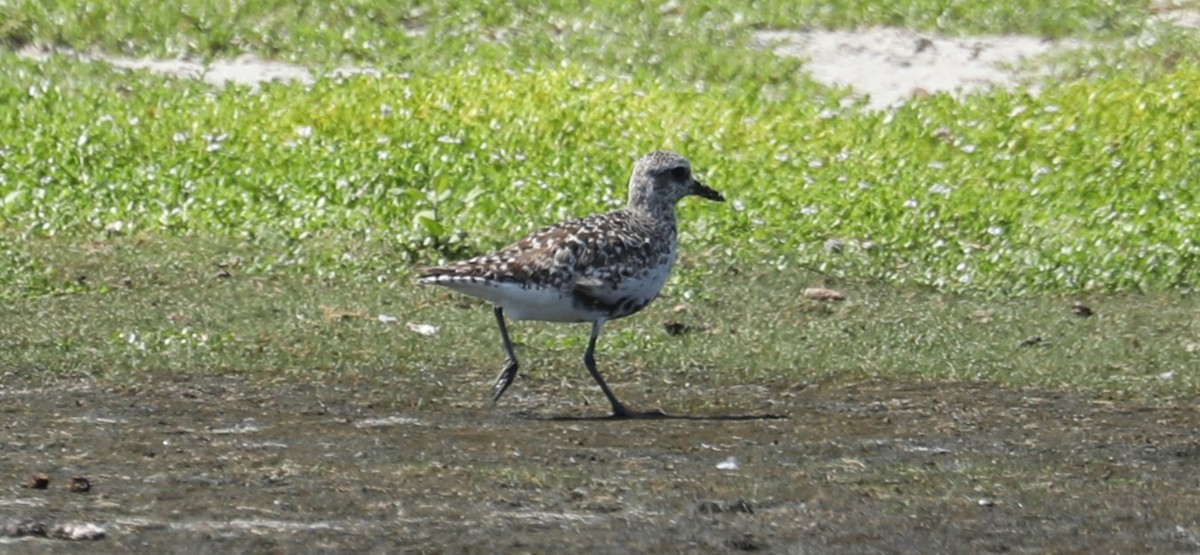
[574,249,676,320]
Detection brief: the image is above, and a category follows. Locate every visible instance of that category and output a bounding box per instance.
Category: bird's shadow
[514,411,788,422]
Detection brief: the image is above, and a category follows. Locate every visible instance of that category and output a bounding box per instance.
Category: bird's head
[628,151,723,212]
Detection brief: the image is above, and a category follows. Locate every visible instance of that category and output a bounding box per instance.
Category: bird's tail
[415,265,494,288]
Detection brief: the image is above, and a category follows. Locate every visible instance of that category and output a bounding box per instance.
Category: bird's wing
[419,210,661,295]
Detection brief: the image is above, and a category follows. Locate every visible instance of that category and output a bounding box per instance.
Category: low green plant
[2,53,1197,294]
[2,236,1197,396]
[2,0,1154,69]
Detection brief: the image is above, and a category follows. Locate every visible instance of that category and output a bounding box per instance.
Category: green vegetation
[2,52,1197,294]
[1,1,1198,393]
[2,0,1156,67]
[2,237,1197,399]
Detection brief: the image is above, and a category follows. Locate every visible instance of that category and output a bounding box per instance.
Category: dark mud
[2,374,1199,554]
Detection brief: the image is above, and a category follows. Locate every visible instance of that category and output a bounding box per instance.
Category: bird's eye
[669,167,689,181]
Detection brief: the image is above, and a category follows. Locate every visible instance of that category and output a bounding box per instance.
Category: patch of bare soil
[2,374,1198,554]
[14,46,375,88]
[755,4,1200,110]
[753,28,1083,109]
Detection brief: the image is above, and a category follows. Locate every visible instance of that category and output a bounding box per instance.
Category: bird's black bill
[691,180,724,202]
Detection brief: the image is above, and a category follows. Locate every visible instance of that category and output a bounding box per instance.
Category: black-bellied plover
[417,151,724,418]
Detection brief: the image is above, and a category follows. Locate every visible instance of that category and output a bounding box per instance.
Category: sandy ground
[752,29,1083,109]
[754,1,1198,109]
[13,31,1080,111]
[15,7,1200,110]
[20,32,1072,110]
[14,47,377,88]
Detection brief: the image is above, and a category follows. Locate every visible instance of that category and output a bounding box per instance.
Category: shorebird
[417,151,723,418]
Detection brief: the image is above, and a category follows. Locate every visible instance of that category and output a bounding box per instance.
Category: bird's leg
[490,305,520,403]
[583,319,666,419]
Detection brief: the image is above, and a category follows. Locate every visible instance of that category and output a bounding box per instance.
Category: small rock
[802,287,846,301]
[664,320,699,336]
[1019,336,1044,348]
[726,533,766,551]
[50,522,106,541]
[1071,302,1094,317]
[1,519,48,538]
[824,238,846,252]
[727,499,754,514]
[696,501,723,514]
[716,457,740,470]
[695,499,756,515]
[69,476,91,493]
[582,494,622,513]
[406,322,438,336]
[24,473,50,490]
[978,497,996,507]
[321,305,364,322]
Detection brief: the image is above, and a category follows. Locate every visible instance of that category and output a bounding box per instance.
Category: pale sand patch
[753,28,1083,110]
[1152,0,1200,28]
[16,46,374,88]
[754,4,1199,110]
[21,34,1079,109]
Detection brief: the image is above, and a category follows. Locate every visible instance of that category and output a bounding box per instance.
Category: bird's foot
[490,359,519,403]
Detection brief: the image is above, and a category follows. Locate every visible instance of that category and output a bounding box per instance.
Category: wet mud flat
[2,374,1198,554]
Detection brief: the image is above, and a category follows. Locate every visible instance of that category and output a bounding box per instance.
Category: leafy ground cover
[2,236,1196,396]
[2,0,1157,68]
[1,1,1198,393]
[2,50,1198,296]
[4,1,1199,298]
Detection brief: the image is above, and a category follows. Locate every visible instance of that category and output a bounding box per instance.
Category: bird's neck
[626,197,678,226]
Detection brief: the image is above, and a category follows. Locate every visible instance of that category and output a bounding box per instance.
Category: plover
[417,151,723,418]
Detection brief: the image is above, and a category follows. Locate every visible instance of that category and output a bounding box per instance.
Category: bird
[416,151,724,418]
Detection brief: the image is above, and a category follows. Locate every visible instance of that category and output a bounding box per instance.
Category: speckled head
[627,151,724,212]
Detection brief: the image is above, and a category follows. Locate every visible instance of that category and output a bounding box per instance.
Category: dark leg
[583,319,666,419]
[490,305,520,403]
